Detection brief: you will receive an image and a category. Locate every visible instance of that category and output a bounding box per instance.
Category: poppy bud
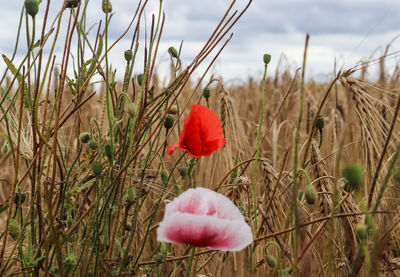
[168,105,178,115]
[161,169,169,185]
[79,132,91,143]
[64,252,77,271]
[164,89,172,97]
[316,116,324,131]
[124,50,133,62]
[342,163,364,191]
[14,193,26,207]
[2,143,8,154]
[104,142,115,160]
[102,0,112,13]
[168,47,178,58]
[25,0,39,17]
[202,88,210,100]
[263,54,271,65]
[266,255,277,268]
[356,223,368,240]
[126,187,136,203]
[92,163,103,177]
[160,242,168,255]
[179,167,188,177]
[8,219,20,240]
[164,116,174,129]
[127,102,136,117]
[65,0,80,8]
[304,183,317,205]
[137,74,144,86]
[88,138,98,150]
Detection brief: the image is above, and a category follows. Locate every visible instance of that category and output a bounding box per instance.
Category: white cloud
[1,0,400,84]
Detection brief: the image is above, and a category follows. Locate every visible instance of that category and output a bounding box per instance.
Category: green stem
[185,246,196,277]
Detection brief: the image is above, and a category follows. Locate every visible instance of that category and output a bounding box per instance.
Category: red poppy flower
[166,104,226,158]
[157,187,253,251]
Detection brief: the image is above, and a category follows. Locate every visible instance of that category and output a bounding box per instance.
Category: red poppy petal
[190,105,225,143]
[181,114,203,156]
[166,144,180,155]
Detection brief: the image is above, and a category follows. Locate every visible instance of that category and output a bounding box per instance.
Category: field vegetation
[1,0,400,276]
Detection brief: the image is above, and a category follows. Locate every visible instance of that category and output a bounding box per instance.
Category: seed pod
[160,242,168,255]
[316,116,324,130]
[137,74,144,86]
[202,88,210,100]
[168,105,178,115]
[102,0,112,13]
[266,255,277,268]
[168,47,178,58]
[79,132,91,143]
[14,193,26,207]
[342,163,364,191]
[25,0,39,17]
[124,50,133,62]
[126,187,136,203]
[164,116,174,129]
[164,89,172,97]
[179,167,188,177]
[91,163,103,177]
[127,102,136,117]
[263,54,272,65]
[8,219,20,240]
[2,143,8,154]
[356,223,368,240]
[104,142,115,160]
[161,169,169,185]
[65,0,80,8]
[88,138,98,150]
[304,183,317,205]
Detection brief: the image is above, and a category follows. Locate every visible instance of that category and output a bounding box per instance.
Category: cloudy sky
[1,0,400,84]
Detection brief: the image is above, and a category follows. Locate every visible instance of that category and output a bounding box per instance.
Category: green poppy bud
[161,169,169,185]
[25,0,39,17]
[316,116,324,131]
[266,255,277,268]
[8,219,20,240]
[126,187,136,203]
[14,193,26,207]
[202,88,210,100]
[164,89,172,97]
[88,138,98,150]
[356,223,368,240]
[164,116,174,129]
[342,163,364,191]
[104,142,115,160]
[127,102,136,117]
[91,163,103,177]
[79,132,91,143]
[137,74,144,86]
[124,50,133,62]
[304,183,317,205]
[102,0,112,13]
[168,105,178,115]
[64,252,76,271]
[2,143,8,154]
[263,54,272,65]
[179,167,188,177]
[65,0,80,8]
[160,242,168,255]
[168,47,178,58]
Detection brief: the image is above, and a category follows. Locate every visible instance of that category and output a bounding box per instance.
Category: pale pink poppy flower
[157,187,253,251]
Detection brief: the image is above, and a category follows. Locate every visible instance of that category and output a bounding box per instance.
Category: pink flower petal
[157,188,253,251]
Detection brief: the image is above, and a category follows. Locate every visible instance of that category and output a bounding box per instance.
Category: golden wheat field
[1,0,400,276]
